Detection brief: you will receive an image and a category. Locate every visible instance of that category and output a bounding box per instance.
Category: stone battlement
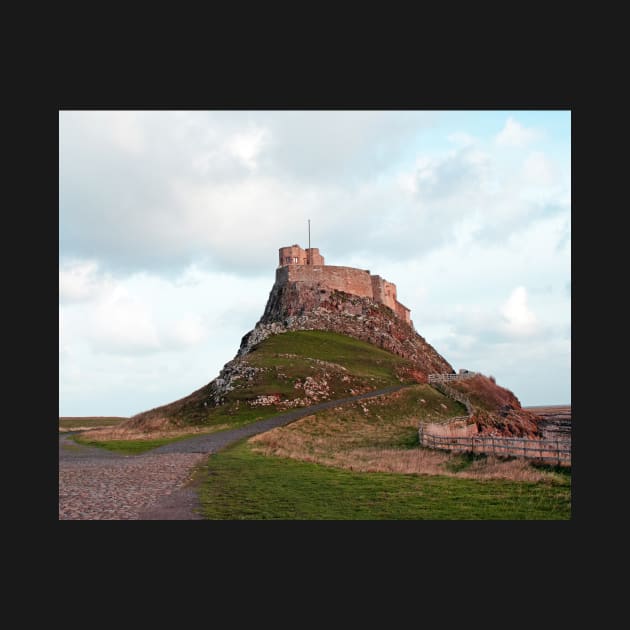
[276,245,411,324]
[279,244,325,266]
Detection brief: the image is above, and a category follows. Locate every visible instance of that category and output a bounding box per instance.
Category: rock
[237,279,454,376]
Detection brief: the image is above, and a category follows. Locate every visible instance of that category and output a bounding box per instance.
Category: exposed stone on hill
[443,374,543,438]
[239,281,453,376]
[127,254,462,429]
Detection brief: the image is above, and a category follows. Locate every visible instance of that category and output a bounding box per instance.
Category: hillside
[243,277,453,374]
[111,260,457,433]
[445,374,542,437]
[121,330,424,433]
[97,251,537,440]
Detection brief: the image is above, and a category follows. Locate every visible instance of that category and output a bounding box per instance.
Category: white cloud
[225,126,269,170]
[90,286,161,355]
[168,314,206,347]
[60,260,109,303]
[522,151,557,186]
[109,111,145,154]
[495,117,540,147]
[447,132,475,147]
[501,286,538,336]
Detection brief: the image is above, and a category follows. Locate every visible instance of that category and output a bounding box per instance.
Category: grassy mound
[90,331,421,438]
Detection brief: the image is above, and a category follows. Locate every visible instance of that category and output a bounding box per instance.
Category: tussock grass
[59,416,127,430]
[79,423,229,443]
[249,384,567,484]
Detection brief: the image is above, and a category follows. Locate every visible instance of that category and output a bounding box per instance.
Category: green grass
[247,330,414,382]
[140,330,419,428]
[59,416,128,429]
[444,452,489,473]
[198,441,571,520]
[71,433,196,455]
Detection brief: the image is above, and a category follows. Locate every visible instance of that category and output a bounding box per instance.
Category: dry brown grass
[250,429,554,482]
[80,419,230,442]
[59,425,115,433]
[248,391,562,483]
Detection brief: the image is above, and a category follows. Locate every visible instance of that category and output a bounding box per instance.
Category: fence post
[557,439,560,466]
[491,436,494,457]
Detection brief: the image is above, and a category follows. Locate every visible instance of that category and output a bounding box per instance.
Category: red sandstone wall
[286,265,374,298]
[394,301,411,324]
[277,247,411,324]
[371,275,399,312]
[382,280,397,311]
[279,245,308,266]
[370,275,385,304]
[306,248,325,265]
[279,245,325,266]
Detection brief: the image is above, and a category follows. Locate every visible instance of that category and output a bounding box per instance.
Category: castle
[277,244,411,324]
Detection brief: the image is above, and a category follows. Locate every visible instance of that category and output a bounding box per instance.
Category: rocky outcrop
[238,280,453,377]
[128,264,455,428]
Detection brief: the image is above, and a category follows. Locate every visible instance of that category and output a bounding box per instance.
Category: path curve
[60,384,411,520]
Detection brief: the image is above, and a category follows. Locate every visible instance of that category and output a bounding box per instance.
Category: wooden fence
[428,372,476,383]
[430,381,474,415]
[418,425,571,466]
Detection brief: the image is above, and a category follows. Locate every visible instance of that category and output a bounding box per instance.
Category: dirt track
[59,384,409,520]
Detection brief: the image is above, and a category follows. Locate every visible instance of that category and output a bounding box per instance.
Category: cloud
[447,132,476,147]
[225,126,269,170]
[59,111,437,276]
[89,286,161,355]
[167,314,207,347]
[495,116,540,147]
[60,260,111,303]
[500,286,538,336]
[522,151,557,186]
[412,148,491,200]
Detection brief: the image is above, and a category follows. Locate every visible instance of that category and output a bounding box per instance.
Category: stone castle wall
[278,264,375,299]
[279,245,325,266]
[276,247,411,325]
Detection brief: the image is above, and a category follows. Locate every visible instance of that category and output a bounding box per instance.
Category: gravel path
[59,384,409,520]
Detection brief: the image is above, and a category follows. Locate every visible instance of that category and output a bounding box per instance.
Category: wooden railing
[425,373,571,465]
[428,372,476,383]
[430,381,474,415]
[418,425,571,466]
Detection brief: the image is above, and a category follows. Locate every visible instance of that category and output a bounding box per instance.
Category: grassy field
[128,330,419,430]
[71,433,197,455]
[59,417,128,430]
[249,384,567,482]
[198,440,571,520]
[196,383,571,519]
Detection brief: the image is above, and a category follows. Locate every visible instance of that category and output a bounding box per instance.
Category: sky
[59,110,571,416]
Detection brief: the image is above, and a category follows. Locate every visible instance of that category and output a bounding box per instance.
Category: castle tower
[278,244,325,267]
